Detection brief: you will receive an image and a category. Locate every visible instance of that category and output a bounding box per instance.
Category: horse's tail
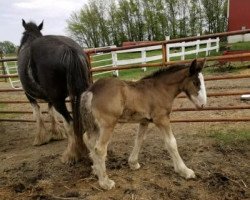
[80,91,97,133]
[65,49,90,137]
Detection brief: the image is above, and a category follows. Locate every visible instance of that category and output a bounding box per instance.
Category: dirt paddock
[0,69,250,200]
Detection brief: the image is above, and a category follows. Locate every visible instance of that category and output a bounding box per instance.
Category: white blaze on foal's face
[191,72,207,108]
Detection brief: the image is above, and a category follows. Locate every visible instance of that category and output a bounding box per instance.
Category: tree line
[67,0,228,48]
[0,41,17,55]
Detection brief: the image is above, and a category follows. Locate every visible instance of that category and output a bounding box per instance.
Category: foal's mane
[141,64,189,80]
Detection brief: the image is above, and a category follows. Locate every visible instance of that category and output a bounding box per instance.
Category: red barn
[227,0,250,43]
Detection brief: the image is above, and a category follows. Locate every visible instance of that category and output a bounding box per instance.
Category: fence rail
[0,30,250,123]
[167,37,219,61]
[91,37,220,76]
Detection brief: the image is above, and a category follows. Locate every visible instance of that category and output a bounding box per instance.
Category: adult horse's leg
[26,95,52,145]
[128,122,149,170]
[52,101,85,164]
[90,124,115,190]
[155,117,196,179]
[48,103,66,141]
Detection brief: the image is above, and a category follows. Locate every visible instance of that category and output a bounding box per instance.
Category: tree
[0,41,16,54]
[201,0,228,33]
[67,0,228,47]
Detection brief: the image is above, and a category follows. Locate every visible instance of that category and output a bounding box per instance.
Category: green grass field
[209,128,250,145]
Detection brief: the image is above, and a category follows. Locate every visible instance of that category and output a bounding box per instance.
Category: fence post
[162,43,167,66]
[112,51,119,77]
[0,54,7,82]
[206,38,211,56]
[86,52,93,83]
[216,37,220,52]
[141,49,147,71]
[166,44,170,62]
[196,39,200,57]
[181,42,185,60]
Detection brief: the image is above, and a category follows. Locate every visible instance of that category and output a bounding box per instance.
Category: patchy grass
[204,61,250,74]
[209,129,250,145]
[230,41,250,51]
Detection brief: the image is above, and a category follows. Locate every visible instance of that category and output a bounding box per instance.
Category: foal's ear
[22,19,27,29]
[189,59,197,76]
[198,58,206,70]
[189,59,205,76]
[38,20,44,30]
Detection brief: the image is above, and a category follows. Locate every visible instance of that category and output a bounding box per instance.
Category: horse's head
[20,20,43,47]
[183,59,207,109]
[22,19,43,36]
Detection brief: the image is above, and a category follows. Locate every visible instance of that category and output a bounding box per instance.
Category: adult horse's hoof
[33,131,52,146]
[51,126,67,141]
[61,151,81,165]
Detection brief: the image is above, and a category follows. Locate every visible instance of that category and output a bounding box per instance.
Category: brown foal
[80,59,207,190]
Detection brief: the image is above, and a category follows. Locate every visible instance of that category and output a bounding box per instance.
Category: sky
[0,0,88,45]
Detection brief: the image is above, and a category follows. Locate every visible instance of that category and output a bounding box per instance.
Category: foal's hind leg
[52,101,85,164]
[30,101,52,145]
[128,122,149,170]
[83,131,98,152]
[90,125,115,190]
[156,117,195,179]
[48,103,66,141]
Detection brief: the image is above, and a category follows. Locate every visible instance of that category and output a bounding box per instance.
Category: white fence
[2,61,21,89]
[92,37,220,76]
[167,37,220,61]
[2,38,220,88]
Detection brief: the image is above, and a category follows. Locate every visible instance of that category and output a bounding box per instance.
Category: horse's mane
[19,22,43,53]
[141,64,189,80]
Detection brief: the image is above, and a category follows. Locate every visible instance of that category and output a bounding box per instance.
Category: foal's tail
[80,91,97,133]
[65,49,90,137]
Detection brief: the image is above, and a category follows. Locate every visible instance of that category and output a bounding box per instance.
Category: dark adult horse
[18,20,90,164]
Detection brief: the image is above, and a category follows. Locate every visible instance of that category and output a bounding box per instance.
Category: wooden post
[0,52,7,82]
[162,43,167,67]
[86,52,93,83]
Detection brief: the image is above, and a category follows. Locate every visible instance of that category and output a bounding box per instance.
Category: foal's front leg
[156,118,195,179]
[90,125,115,190]
[128,122,149,170]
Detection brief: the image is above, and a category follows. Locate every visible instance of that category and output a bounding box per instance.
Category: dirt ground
[0,67,250,200]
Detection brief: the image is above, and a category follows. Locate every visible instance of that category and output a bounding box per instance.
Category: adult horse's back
[18,20,90,164]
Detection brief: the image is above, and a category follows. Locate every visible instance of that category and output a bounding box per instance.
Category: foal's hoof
[176,168,196,179]
[185,169,196,179]
[99,178,115,190]
[129,162,141,170]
